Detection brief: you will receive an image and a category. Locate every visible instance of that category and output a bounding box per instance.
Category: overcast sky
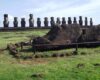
[0,0,100,26]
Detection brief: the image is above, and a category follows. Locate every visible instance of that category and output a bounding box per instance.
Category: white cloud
[24,0,100,16]
[24,0,76,14]
[46,0,100,16]
[8,15,14,21]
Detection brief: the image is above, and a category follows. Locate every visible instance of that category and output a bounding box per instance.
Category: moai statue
[21,18,26,28]
[13,17,18,27]
[85,17,88,26]
[3,14,9,28]
[73,17,77,24]
[90,18,93,26]
[50,17,55,27]
[37,18,41,27]
[29,14,34,27]
[62,17,66,25]
[56,17,61,24]
[44,17,49,27]
[79,16,83,26]
[68,17,72,24]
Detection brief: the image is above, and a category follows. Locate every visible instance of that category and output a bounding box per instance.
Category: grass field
[0,29,100,80]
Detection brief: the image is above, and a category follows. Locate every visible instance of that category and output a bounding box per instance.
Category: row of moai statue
[3,14,93,28]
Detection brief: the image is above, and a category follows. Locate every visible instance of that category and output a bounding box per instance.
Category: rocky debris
[15,43,21,47]
[32,24,100,51]
[34,54,41,58]
[33,37,51,44]
[31,73,44,78]
[7,43,19,57]
[77,63,85,68]
[7,41,32,58]
[32,24,81,50]
[65,53,72,56]
[93,63,100,67]
[72,50,78,55]
[59,53,65,57]
[52,53,58,57]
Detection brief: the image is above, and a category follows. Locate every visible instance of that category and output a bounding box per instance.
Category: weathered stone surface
[33,37,51,44]
[79,16,83,26]
[68,17,72,24]
[37,18,41,27]
[85,17,88,26]
[56,17,61,24]
[21,18,26,27]
[13,17,18,27]
[78,25,100,42]
[90,18,93,26]
[73,17,77,24]
[50,17,55,26]
[44,17,48,27]
[7,43,19,57]
[3,14,9,28]
[33,24,81,45]
[32,23,100,51]
[29,14,34,27]
[62,17,66,25]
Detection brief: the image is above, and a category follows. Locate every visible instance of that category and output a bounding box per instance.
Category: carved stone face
[51,17,54,21]
[4,17,8,21]
[14,17,17,21]
[30,14,33,18]
[44,17,48,21]
[79,16,82,19]
[62,18,65,21]
[74,17,76,21]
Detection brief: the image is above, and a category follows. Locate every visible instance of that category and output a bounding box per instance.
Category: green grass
[0,29,48,48]
[0,29,100,80]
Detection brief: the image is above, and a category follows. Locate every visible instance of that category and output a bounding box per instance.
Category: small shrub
[31,73,44,78]
[34,54,41,58]
[93,63,100,67]
[72,51,78,55]
[43,54,50,58]
[65,53,71,56]
[52,53,58,57]
[59,53,65,57]
[40,55,44,58]
[77,63,85,68]
[80,52,87,55]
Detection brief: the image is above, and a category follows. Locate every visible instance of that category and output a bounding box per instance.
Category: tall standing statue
[79,16,83,26]
[21,18,26,28]
[50,17,55,27]
[90,18,93,26]
[37,18,41,27]
[62,17,66,25]
[29,14,34,27]
[73,17,77,24]
[85,17,88,26]
[44,17,49,27]
[68,17,72,24]
[13,17,18,27]
[56,17,61,24]
[3,14,9,28]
